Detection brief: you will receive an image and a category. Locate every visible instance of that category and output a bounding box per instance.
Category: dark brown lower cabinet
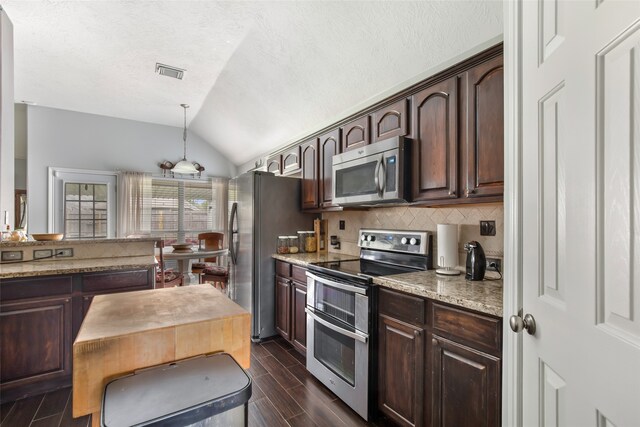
[0,297,72,398]
[430,335,501,427]
[275,275,292,340]
[377,287,502,427]
[0,267,153,403]
[274,260,307,354]
[378,315,425,427]
[291,282,307,353]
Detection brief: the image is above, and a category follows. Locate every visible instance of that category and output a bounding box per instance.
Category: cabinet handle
[432,338,438,346]
[448,190,456,196]
[465,188,475,196]
[414,330,421,338]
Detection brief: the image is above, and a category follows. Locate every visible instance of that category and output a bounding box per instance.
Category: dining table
[161,246,228,284]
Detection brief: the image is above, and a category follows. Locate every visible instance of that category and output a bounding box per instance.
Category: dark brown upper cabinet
[300,138,319,210]
[266,154,282,175]
[281,145,302,176]
[319,128,341,208]
[463,55,504,199]
[411,77,458,202]
[341,116,369,152]
[372,99,409,143]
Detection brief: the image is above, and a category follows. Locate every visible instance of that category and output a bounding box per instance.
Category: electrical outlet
[480,220,496,236]
[34,249,53,259]
[339,220,345,230]
[55,248,74,258]
[486,258,502,271]
[1,251,23,261]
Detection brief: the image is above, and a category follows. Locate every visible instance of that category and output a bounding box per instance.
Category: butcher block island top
[73,285,250,422]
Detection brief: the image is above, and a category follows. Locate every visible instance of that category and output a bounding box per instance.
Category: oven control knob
[401,237,408,245]
[367,235,375,242]
[360,235,367,241]
[410,238,419,245]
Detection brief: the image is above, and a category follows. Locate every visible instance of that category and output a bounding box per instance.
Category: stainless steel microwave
[332,136,411,206]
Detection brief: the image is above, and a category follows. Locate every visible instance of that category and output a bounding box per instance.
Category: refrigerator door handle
[229,202,238,265]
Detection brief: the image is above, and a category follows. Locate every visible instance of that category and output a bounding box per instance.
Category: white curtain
[210,177,229,233]
[117,171,152,237]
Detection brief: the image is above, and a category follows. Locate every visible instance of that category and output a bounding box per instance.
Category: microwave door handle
[378,155,386,196]
[305,308,368,343]
[374,157,382,196]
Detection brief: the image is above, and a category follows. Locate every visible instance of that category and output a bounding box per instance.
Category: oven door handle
[306,272,367,295]
[305,308,368,343]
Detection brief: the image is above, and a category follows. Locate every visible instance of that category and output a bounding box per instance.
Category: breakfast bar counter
[72,285,250,424]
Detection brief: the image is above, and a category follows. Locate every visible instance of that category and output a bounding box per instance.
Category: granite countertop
[272,252,360,267]
[0,237,157,248]
[0,255,157,279]
[273,252,502,317]
[373,271,503,317]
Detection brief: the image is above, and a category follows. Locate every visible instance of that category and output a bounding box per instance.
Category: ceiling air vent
[155,63,186,80]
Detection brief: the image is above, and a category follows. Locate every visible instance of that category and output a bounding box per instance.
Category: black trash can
[101,353,251,427]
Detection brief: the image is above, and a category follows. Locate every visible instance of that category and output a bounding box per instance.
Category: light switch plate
[480,220,496,236]
[1,251,23,261]
[34,249,54,259]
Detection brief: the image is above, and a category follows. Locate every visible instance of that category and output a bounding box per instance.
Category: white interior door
[519,1,640,425]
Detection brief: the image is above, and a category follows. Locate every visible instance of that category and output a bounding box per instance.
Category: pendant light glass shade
[165,103,203,176]
[172,159,199,174]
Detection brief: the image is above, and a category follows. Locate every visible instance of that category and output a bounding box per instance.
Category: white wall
[26,105,237,232]
[0,9,14,227]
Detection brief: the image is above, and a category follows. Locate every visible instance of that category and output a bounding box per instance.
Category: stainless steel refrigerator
[227,171,315,341]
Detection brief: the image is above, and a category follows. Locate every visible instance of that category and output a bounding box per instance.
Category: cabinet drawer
[291,265,307,284]
[1,276,73,301]
[82,269,151,293]
[275,260,291,278]
[431,302,501,354]
[378,288,426,326]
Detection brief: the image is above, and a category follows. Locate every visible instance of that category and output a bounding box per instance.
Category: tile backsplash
[322,203,503,267]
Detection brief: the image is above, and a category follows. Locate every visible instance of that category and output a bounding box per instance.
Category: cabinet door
[282,145,302,175]
[463,55,504,198]
[412,77,458,202]
[291,282,307,353]
[319,128,341,208]
[266,154,282,175]
[0,297,72,392]
[300,138,319,210]
[430,334,501,427]
[275,276,291,340]
[372,99,409,142]
[378,315,425,427]
[341,116,369,152]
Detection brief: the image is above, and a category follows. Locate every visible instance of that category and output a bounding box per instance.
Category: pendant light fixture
[160,104,205,176]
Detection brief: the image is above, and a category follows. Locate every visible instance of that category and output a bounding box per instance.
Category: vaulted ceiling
[3,1,503,165]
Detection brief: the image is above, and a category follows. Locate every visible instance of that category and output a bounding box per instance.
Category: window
[51,168,117,238]
[150,178,227,245]
[64,183,108,239]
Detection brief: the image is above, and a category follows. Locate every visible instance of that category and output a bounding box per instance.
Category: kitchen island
[72,285,250,424]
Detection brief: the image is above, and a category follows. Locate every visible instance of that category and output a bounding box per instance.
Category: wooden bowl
[31,233,64,241]
[172,243,191,249]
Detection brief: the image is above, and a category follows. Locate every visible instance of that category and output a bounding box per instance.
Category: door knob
[509,313,536,335]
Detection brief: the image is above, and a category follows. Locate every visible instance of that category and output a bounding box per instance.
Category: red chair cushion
[156,270,180,282]
[202,265,228,276]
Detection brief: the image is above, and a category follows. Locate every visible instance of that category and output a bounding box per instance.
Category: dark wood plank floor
[1,336,388,427]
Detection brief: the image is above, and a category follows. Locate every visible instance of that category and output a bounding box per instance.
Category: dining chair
[155,240,183,288]
[192,232,229,291]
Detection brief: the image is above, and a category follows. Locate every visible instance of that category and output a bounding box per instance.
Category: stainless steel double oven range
[305,229,433,420]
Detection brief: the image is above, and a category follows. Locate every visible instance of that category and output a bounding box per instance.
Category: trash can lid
[102,353,251,427]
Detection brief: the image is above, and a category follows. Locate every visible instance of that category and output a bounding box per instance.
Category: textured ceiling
[2,1,503,165]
